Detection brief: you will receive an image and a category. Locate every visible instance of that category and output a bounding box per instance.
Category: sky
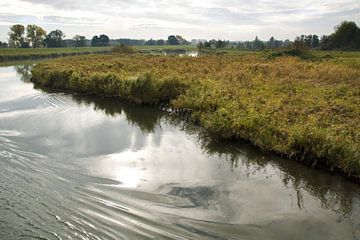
[0,0,359,42]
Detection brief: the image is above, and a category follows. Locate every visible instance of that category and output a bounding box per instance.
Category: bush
[111,44,136,54]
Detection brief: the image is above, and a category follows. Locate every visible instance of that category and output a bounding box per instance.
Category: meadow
[0,45,200,62]
[31,52,360,179]
[0,46,112,61]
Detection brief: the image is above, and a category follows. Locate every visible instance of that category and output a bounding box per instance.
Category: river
[0,61,359,240]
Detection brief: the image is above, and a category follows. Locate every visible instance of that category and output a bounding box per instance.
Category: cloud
[0,0,359,41]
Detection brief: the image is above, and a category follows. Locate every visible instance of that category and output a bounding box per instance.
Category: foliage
[167,35,180,45]
[294,35,320,49]
[91,34,110,47]
[31,54,360,178]
[0,41,8,48]
[73,35,86,47]
[45,30,65,48]
[26,24,46,48]
[111,44,136,54]
[321,21,360,50]
[0,47,111,62]
[8,24,25,48]
[145,39,166,45]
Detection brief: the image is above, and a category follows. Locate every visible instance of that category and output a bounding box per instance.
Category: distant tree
[311,35,320,48]
[321,21,360,50]
[8,24,25,48]
[320,35,332,50]
[0,41,8,48]
[91,36,99,46]
[26,24,46,48]
[145,38,157,45]
[116,38,145,45]
[45,30,65,48]
[197,42,204,50]
[99,34,110,46]
[253,36,263,49]
[268,36,275,48]
[91,34,110,46]
[331,21,360,49]
[215,40,226,48]
[175,35,189,45]
[156,39,166,45]
[204,41,211,48]
[167,35,180,45]
[73,35,86,47]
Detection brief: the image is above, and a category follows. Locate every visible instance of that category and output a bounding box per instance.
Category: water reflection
[19,62,360,219]
[1,63,360,240]
[15,64,33,82]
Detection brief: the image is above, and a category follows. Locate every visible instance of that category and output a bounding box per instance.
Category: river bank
[0,45,200,62]
[30,54,360,179]
[0,47,112,62]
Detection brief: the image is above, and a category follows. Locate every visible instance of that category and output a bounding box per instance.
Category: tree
[91,36,99,46]
[253,36,263,49]
[175,35,189,45]
[215,40,226,48]
[73,35,86,47]
[0,41,8,48]
[45,30,65,48]
[8,24,25,48]
[320,21,360,50]
[268,36,275,48]
[99,34,110,46]
[156,39,166,45]
[167,35,180,45]
[26,24,46,48]
[312,35,320,48]
[197,42,204,50]
[331,21,360,49]
[91,34,110,46]
[145,38,157,45]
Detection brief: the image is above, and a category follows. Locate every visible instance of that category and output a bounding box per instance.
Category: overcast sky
[0,0,359,41]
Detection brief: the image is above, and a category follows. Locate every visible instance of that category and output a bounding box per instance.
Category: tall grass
[31,54,360,178]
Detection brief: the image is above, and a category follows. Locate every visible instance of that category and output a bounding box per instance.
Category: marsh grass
[0,47,112,62]
[31,53,360,178]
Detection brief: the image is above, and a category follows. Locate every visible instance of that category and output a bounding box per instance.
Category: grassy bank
[31,53,360,178]
[0,47,112,62]
[0,45,198,62]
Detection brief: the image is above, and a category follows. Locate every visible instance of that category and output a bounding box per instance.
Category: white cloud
[0,0,359,41]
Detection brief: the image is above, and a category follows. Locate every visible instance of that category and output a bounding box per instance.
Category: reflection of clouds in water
[1,64,360,239]
[0,67,36,102]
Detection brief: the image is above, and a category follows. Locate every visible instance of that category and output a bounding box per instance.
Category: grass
[0,45,198,61]
[0,46,112,61]
[31,52,360,179]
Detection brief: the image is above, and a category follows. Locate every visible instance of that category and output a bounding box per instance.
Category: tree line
[197,21,360,51]
[1,24,191,48]
[1,21,359,50]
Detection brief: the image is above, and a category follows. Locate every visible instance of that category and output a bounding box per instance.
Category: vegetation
[0,47,111,62]
[73,35,86,47]
[31,53,360,178]
[26,24,47,48]
[321,21,360,50]
[91,34,110,47]
[111,44,135,54]
[8,24,26,48]
[45,30,65,48]
[0,41,7,48]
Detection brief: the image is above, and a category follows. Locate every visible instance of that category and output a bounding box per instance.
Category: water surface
[0,61,359,240]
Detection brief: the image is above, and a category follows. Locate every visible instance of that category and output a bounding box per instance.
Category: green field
[0,46,112,61]
[30,51,360,179]
[0,45,200,62]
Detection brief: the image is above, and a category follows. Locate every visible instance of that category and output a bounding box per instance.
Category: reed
[31,53,360,178]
